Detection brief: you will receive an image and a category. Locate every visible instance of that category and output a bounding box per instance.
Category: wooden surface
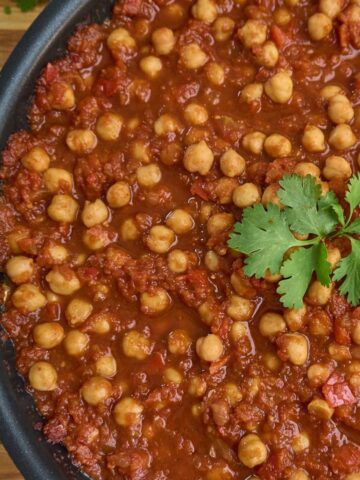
[0,3,43,479]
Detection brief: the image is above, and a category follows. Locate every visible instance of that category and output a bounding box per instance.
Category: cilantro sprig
[228,173,360,309]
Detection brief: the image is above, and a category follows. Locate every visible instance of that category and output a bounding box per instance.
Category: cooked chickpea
[188,376,207,397]
[65,298,93,326]
[192,0,217,23]
[166,209,194,235]
[83,227,111,251]
[136,164,162,188]
[292,432,310,453]
[320,84,342,99]
[212,16,235,42]
[230,321,249,342]
[294,162,320,178]
[289,471,310,480]
[328,94,354,124]
[6,256,34,284]
[274,8,291,26]
[106,181,131,208]
[306,280,332,306]
[226,295,254,322]
[238,20,267,48]
[66,129,97,155]
[327,247,341,270]
[184,103,208,125]
[96,112,123,141]
[264,72,293,104]
[241,83,263,103]
[46,267,80,295]
[196,334,224,362]
[146,225,175,253]
[167,249,188,273]
[140,288,170,315]
[113,397,143,427]
[12,284,47,313]
[328,342,351,361]
[107,27,136,51]
[45,243,67,264]
[302,125,326,152]
[81,199,108,228]
[205,62,225,85]
[198,301,215,325]
[220,149,246,178]
[284,306,307,331]
[224,383,243,406]
[152,27,176,55]
[95,355,117,378]
[259,312,286,337]
[81,376,112,406]
[346,474,360,480]
[48,81,75,110]
[21,147,50,173]
[280,333,309,365]
[140,55,163,78]
[307,398,334,420]
[204,250,220,272]
[264,134,292,158]
[323,155,352,180]
[154,114,181,136]
[319,0,343,18]
[120,218,141,241]
[307,363,332,387]
[207,213,233,235]
[44,168,73,193]
[308,13,333,41]
[262,184,283,208]
[164,368,182,384]
[180,43,208,69]
[90,312,112,334]
[33,322,64,349]
[242,131,266,154]
[48,194,79,223]
[238,434,268,468]
[29,361,57,391]
[254,41,279,68]
[328,124,357,150]
[183,140,214,175]
[168,329,191,355]
[64,330,89,356]
[7,227,30,254]
[123,330,152,360]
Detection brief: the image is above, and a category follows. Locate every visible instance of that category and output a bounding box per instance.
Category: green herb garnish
[3,5,12,14]
[228,173,360,309]
[14,0,41,12]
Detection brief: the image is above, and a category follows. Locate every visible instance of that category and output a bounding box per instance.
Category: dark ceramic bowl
[0,1,113,478]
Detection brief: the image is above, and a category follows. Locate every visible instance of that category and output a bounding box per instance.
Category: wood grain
[0,3,42,479]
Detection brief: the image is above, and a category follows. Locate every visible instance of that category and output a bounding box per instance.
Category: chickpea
[168,329,191,355]
[292,432,310,453]
[140,55,163,78]
[327,247,341,270]
[207,213,233,235]
[66,129,97,155]
[262,184,283,208]
[294,162,320,178]
[21,147,50,173]
[65,298,93,326]
[328,94,354,125]
[352,321,360,345]
[289,471,310,480]
[226,295,254,322]
[44,168,73,193]
[238,434,268,468]
[259,312,286,337]
[346,474,360,480]
[274,8,291,26]
[152,27,176,55]
[328,342,351,361]
[166,209,194,235]
[120,218,141,241]
[192,0,217,23]
[64,330,89,356]
[241,83,263,103]
[140,288,170,315]
[183,141,214,175]
[320,84,342,100]
[188,376,207,397]
[106,181,131,208]
[6,256,34,284]
[279,333,309,365]
[29,361,57,391]
[146,225,175,253]
[136,164,162,189]
[83,226,112,251]
[48,194,79,223]
[205,62,225,86]
[238,20,267,48]
[44,243,68,263]
[96,113,123,141]
[308,13,333,41]
[323,155,352,180]
[184,103,208,125]
[48,81,75,110]
[95,355,117,378]
[307,398,334,420]
[329,124,357,150]
[123,330,152,360]
[81,376,112,406]
[198,302,215,325]
[219,150,245,179]
[307,363,332,387]
[180,43,208,69]
[113,397,143,427]
[33,322,64,349]
[46,267,80,295]
[212,16,235,42]
[89,312,112,334]
[196,334,224,362]
[319,0,343,18]
[167,249,188,273]
[224,383,243,406]
[242,131,266,154]
[164,368,182,384]
[231,321,249,343]
[306,280,332,306]
[302,125,326,152]
[107,27,136,51]
[130,141,149,163]
[254,41,279,68]
[284,306,307,331]
[264,72,293,104]
[12,284,47,313]
[154,114,181,136]
[204,250,220,272]
[264,134,292,158]
[81,199,108,228]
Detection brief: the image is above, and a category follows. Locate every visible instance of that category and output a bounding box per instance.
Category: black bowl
[0,1,114,478]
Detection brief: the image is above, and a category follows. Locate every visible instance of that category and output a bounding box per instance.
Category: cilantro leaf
[228,203,302,278]
[278,175,339,236]
[14,0,39,11]
[342,218,360,235]
[345,173,360,218]
[333,238,360,306]
[277,246,318,309]
[315,243,332,286]
[318,191,345,227]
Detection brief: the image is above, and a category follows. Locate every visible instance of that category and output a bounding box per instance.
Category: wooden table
[0,3,43,478]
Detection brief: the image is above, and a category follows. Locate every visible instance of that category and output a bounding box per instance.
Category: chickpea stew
[0,1,360,479]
